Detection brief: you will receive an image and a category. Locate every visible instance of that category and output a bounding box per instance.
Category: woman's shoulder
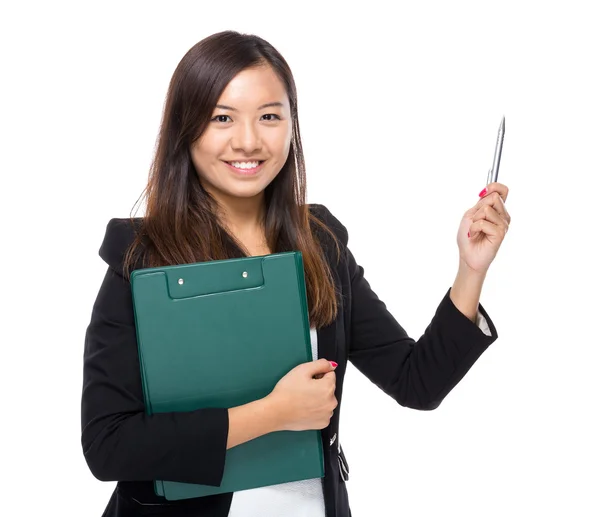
[98,217,145,275]
[308,203,349,247]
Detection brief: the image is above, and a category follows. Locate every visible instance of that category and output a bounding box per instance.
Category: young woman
[81,30,510,517]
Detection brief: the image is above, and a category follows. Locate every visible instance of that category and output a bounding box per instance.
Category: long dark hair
[123,30,342,329]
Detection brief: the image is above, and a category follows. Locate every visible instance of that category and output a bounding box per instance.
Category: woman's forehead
[216,66,289,110]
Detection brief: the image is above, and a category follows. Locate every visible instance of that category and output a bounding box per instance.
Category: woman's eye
[211,114,281,123]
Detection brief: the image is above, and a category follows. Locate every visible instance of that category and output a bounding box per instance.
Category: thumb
[306,358,338,377]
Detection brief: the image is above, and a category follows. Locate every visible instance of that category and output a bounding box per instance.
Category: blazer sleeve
[81,265,229,485]
[346,245,499,410]
[312,201,500,411]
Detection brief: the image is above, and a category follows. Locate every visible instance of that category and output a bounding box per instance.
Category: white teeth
[229,161,260,169]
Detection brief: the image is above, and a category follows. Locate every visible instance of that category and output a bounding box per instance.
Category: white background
[2,1,599,515]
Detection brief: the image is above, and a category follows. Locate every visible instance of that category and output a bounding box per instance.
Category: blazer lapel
[316,253,342,363]
[310,203,343,363]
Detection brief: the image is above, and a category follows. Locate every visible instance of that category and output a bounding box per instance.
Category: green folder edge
[129,251,324,499]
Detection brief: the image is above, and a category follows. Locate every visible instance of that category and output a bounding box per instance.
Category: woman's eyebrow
[215,102,284,111]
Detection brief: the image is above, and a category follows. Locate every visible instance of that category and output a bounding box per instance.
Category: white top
[227,311,492,516]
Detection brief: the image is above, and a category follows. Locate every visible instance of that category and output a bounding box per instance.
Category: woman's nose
[231,122,262,153]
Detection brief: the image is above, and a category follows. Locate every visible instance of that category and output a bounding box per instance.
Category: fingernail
[330,361,338,368]
[468,231,470,238]
[478,187,487,197]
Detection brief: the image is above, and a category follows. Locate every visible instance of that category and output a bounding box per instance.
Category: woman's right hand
[266,358,338,432]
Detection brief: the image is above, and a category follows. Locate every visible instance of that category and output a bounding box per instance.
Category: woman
[81,30,510,517]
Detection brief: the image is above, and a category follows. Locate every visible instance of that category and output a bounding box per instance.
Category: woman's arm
[81,267,279,486]
[346,246,498,411]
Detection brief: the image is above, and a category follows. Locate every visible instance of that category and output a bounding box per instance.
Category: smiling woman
[82,30,347,517]
[81,27,503,517]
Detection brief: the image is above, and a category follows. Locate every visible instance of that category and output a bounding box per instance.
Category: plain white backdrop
[1,1,599,515]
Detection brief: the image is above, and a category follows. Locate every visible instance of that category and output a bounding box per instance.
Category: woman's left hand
[457,182,511,274]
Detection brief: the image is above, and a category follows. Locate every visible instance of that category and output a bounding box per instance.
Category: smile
[222,160,265,175]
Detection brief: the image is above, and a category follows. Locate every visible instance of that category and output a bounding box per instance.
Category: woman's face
[190,65,292,202]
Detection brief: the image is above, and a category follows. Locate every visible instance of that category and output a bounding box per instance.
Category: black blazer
[81,203,498,517]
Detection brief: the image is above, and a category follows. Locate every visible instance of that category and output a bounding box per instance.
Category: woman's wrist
[227,396,285,449]
[261,393,287,433]
[450,260,487,323]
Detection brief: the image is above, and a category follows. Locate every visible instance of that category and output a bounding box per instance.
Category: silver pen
[486,116,505,185]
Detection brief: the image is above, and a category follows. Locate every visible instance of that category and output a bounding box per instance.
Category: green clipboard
[130,251,324,500]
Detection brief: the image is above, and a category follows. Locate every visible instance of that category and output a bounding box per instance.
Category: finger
[314,370,336,381]
[470,208,509,237]
[469,218,507,239]
[482,182,509,203]
[321,371,337,383]
[475,191,511,225]
[473,204,505,227]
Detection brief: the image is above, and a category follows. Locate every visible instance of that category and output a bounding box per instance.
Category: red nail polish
[478,187,487,197]
[330,361,338,368]
[468,231,470,238]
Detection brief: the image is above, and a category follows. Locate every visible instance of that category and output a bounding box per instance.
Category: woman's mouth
[223,160,265,175]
